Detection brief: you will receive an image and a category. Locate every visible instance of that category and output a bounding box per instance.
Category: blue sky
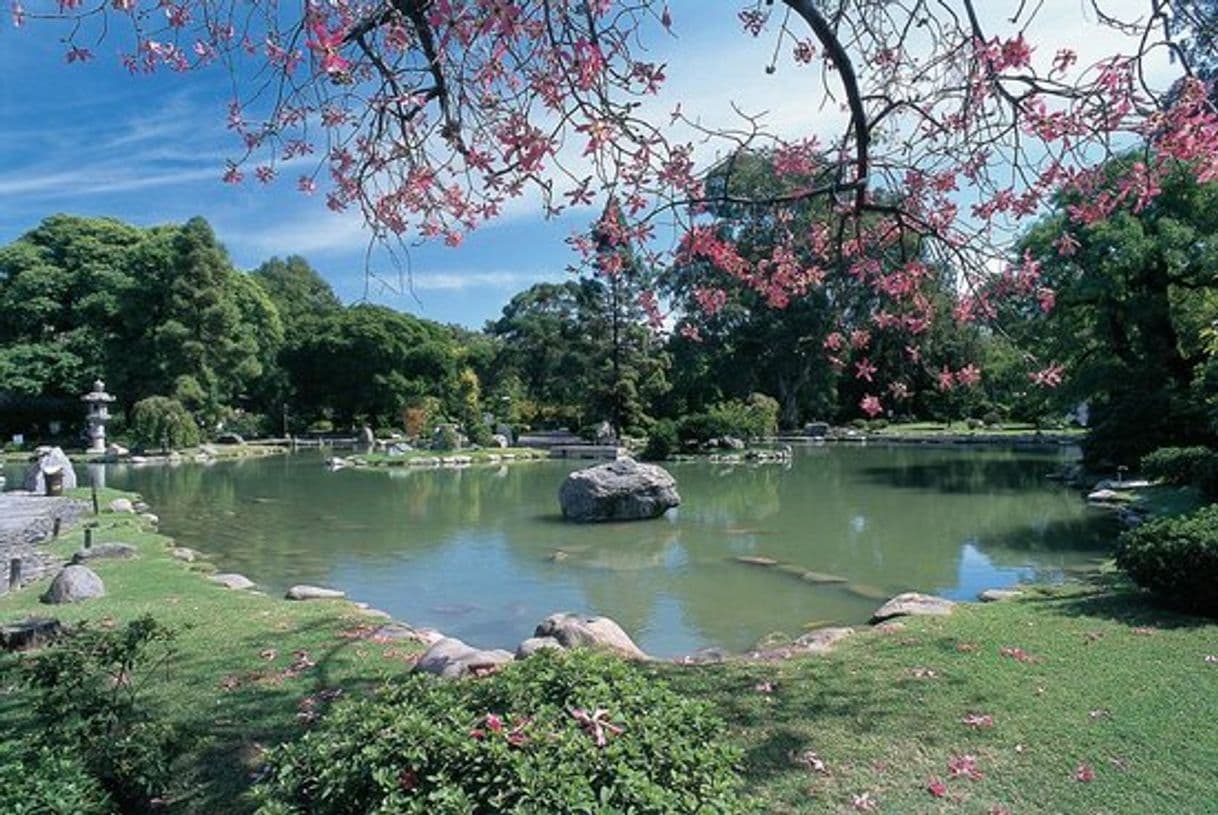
[0,2,1151,328]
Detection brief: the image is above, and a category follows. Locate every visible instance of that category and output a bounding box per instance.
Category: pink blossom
[926,777,948,798]
[860,395,883,418]
[1075,763,1096,782]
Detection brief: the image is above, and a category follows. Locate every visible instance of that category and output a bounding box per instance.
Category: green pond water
[10,445,1117,657]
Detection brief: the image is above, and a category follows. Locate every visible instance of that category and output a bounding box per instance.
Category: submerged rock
[414,637,513,679]
[42,565,104,604]
[533,612,647,660]
[559,459,680,522]
[870,592,956,623]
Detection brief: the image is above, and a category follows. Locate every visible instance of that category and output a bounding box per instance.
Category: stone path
[0,492,89,592]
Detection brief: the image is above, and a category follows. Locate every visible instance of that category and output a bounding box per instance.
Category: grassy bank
[658,580,1218,813]
[869,421,1086,439]
[3,490,1216,813]
[0,488,421,813]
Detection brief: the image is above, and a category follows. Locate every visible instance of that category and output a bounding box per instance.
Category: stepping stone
[793,626,855,654]
[285,585,346,601]
[211,573,255,590]
[979,588,1023,602]
[0,617,62,651]
[71,542,137,564]
[871,592,956,623]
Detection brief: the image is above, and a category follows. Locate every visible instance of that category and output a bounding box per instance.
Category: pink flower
[855,358,877,382]
[948,754,984,781]
[937,367,956,391]
[484,713,503,733]
[956,364,982,387]
[852,792,878,812]
[963,712,995,729]
[926,777,948,798]
[569,707,623,748]
[1075,763,1096,782]
[860,395,883,418]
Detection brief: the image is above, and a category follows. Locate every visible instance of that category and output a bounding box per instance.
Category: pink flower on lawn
[569,707,623,748]
[948,754,984,780]
[1075,762,1096,782]
[852,791,878,811]
[963,712,995,729]
[926,777,948,798]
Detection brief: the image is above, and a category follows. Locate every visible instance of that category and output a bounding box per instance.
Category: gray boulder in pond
[414,637,513,679]
[42,565,104,604]
[515,636,563,659]
[870,592,956,623]
[71,542,137,564]
[533,612,647,659]
[559,459,679,522]
[22,447,77,492]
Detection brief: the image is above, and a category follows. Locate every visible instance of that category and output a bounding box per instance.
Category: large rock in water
[558,459,680,522]
[533,612,648,660]
[41,565,104,604]
[22,447,78,493]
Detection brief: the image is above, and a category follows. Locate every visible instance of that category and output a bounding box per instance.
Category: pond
[13,445,1117,657]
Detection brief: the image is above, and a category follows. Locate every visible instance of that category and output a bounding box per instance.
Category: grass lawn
[0,488,422,814]
[658,580,1218,814]
[871,421,1086,438]
[3,489,1216,814]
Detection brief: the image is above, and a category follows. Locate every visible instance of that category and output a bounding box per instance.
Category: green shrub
[0,743,112,815]
[15,616,181,810]
[129,396,200,452]
[467,422,495,447]
[981,410,1003,427]
[642,419,678,461]
[849,418,868,430]
[676,412,732,444]
[1140,446,1218,497]
[867,418,889,432]
[1116,505,1218,616]
[965,417,985,430]
[253,649,744,815]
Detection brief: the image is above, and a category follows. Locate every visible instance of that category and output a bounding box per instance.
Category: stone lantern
[82,379,115,455]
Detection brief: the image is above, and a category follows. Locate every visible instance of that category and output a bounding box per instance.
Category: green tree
[251,255,342,343]
[129,396,201,451]
[282,304,460,427]
[1016,160,1218,465]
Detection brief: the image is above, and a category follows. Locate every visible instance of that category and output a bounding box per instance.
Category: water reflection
[70,445,1119,657]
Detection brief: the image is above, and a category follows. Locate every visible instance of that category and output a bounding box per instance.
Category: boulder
[211,573,255,590]
[41,565,105,604]
[139,513,160,526]
[559,459,680,522]
[978,588,1023,603]
[285,584,346,601]
[170,547,200,562]
[720,436,746,450]
[414,637,513,679]
[491,434,510,448]
[216,433,246,445]
[71,542,137,564]
[22,447,78,493]
[793,626,855,654]
[105,443,129,459]
[533,612,647,659]
[0,618,62,651]
[515,636,563,659]
[109,498,135,513]
[870,592,956,623]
